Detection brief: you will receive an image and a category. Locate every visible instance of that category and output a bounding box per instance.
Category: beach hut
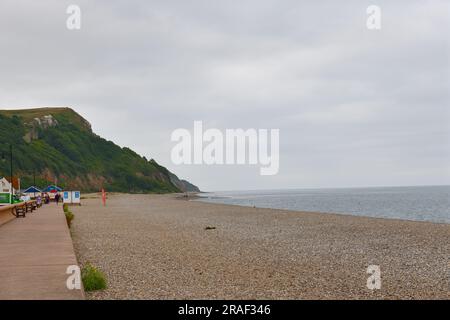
[23,186,42,198]
[43,185,63,193]
[42,185,63,200]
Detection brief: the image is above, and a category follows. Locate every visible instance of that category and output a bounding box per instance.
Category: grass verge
[65,211,74,228]
[82,263,107,291]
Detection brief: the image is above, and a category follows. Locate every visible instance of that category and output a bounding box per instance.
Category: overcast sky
[0,0,449,191]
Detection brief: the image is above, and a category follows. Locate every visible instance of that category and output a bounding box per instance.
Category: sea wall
[0,204,16,226]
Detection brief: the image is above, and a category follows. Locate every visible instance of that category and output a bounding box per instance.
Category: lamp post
[32,171,36,198]
[1,144,13,204]
[9,145,12,203]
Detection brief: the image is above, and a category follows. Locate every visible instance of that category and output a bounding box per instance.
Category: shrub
[65,210,74,228]
[63,203,69,212]
[82,263,107,291]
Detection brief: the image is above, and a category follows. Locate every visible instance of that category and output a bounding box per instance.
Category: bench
[25,202,34,213]
[14,205,26,218]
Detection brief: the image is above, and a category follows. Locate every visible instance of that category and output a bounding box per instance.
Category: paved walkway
[0,203,84,299]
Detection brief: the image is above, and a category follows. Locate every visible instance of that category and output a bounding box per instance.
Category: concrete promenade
[0,203,84,299]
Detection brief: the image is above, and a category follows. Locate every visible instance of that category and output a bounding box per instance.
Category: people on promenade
[55,192,61,205]
[36,195,42,207]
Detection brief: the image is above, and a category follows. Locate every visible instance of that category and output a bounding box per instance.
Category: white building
[0,177,14,194]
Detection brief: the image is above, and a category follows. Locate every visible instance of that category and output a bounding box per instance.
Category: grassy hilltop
[0,107,199,193]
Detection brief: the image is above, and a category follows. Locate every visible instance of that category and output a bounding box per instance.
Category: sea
[195,185,450,224]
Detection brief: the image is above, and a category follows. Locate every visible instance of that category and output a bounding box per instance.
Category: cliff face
[0,107,199,193]
[169,173,201,192]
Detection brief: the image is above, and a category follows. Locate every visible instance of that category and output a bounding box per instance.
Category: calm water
[196,186,450,224]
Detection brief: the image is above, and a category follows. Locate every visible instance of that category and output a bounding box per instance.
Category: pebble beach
[71,193,450,299]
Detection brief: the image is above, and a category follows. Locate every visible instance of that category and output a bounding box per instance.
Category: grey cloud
[0,0,448,190]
